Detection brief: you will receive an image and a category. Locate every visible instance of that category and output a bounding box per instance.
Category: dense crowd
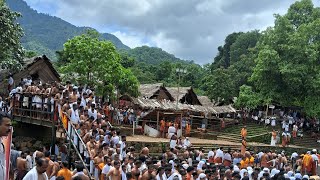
[1,77,320,180]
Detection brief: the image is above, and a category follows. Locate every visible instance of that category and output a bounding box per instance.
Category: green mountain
[6,0,193,65]
[6,0,130,60]
[123,46,193,65]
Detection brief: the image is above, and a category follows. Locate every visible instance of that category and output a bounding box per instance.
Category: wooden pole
[157,111,160,131]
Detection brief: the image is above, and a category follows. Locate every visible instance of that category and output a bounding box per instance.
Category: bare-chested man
[106,160,122,180]
[80,109,89,121]
[260,151,269,168]
[141,165,156,180]
[69,88,78,104]
[44,151,55,179]
[16,152,27,180]
[72,163,90,180]
[94,151,104,179]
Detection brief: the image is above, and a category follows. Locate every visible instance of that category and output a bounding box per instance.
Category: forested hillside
[122,46,193,65]
[6,0,129,60]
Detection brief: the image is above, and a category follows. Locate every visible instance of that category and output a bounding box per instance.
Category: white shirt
[23,166,48,180]
[183,139,191,147]
[26,155,33,171]
[208,151,214,159]
[291,152,298,160]
[168,172,182,180]
[224,153,232,161]
[88,108,97,120]
[70,108,80,124]
[102,164,111,175]
[215,149,224,159]
[170,139,177,149]
[156,173,168,180]
[111,136,120,147]
[168,126,176,134]
[121,170,127,180]
[312,154,319,161]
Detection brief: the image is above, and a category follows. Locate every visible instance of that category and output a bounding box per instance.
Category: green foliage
[119,52,135,68]
[124,46,193,65]
[211,32,243,70]
[235,85,261,109]
[202,68,235,102]
[24,50,37,58]
[0,2,24,71]
[59,30,139,97]
[204,31,260,103]
[118,46,206,90]
[6,0,129,61]
[250,0,320,116]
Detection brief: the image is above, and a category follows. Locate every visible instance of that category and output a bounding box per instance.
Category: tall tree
[250,0,320,116]
[202,68,235,103]
[205,31,260,102]
[210,32,243,70]
[0,2,24,71]
[59,30,139,97]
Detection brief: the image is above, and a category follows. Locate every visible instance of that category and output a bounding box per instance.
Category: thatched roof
[198,96,214,106]
[131,97,236,114]
[23,55,60,80]
[166,87,191,101]
[212,105,237,114]
[139,83,163,98]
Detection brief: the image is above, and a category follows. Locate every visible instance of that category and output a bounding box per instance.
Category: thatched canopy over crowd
[120,83,237,115]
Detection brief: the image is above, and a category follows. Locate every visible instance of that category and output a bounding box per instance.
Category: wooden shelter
[166,87,201,105]
[198,96,214,106]
[119,84,238,135]
[15,55,60,83]
[0,55,60,94]
[139,83,174,101]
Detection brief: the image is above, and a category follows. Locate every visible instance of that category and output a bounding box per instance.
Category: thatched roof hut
[166,87,201,105]
[130,97,236,114]
[0,55,60,94]
[139,83,174,101]
[198,96,214,106]
[139,83,163,98]
[14,55,60,83]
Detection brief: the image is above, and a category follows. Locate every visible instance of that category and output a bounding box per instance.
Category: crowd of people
[236,110,320,148]
[1,77,320,180]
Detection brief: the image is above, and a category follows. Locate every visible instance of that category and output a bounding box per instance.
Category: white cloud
[24,0,320,64]
[112,31,150,48]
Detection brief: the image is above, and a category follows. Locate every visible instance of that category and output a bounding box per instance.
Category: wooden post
[157,111,160,131]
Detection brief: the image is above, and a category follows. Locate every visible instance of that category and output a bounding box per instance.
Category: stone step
[217,136,240,143]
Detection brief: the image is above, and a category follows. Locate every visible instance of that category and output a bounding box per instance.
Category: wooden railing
[10,93,94,178]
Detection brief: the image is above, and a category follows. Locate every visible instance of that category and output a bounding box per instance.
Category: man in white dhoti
[23,157,49,180]
[183,137,192,149]
[168,124,176,139]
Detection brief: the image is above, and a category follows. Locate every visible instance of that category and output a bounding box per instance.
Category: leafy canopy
[59,30,139,97]
[0,2,24,71]
[247,0,320,116]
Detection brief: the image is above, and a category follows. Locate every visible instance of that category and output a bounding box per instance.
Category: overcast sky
[24,0,320,64]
